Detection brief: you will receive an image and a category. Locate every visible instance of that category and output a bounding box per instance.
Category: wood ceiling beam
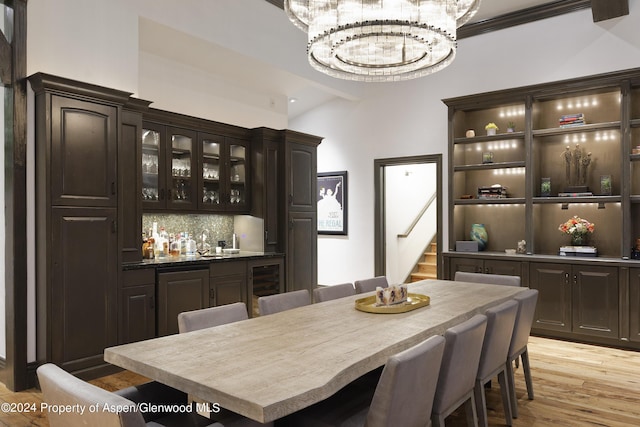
[591,0,629,22]
[458,0,591,39]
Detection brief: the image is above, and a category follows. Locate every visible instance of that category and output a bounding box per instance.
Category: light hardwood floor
[1,336,640,426]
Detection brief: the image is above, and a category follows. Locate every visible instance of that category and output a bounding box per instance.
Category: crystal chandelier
[284,0,481,82]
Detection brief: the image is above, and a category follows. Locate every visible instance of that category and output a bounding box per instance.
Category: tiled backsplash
[143,214,234,248]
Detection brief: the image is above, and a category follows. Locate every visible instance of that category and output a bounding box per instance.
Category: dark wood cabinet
[50,95,118,208]
[572,265,619,339]
[530,262,572,333]
[198,132,250,212]
[251,128,282,252]
[209,261,247,307]
[121,106,148,263]
[31,73,131,378]
[447,256,524,284]
[142,110,252,214]
[287,211,317,292]
[120,269,156,344]
[141,123,198,211]
[630,268,640,343]
[283,133,320,293]
[252,129,322,294]
[157,269,210,336]
[50,207,118,373]
[530,262,618,339]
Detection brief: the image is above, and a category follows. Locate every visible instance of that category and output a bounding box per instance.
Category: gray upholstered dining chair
[506,289,539,418]
[37,363,221,427]
[278,334,446,427]
[454,271,521,287]
[313,283,356,302]
[258,289,310,316]
[474,299,518,427]
[354,276,389,294]
[178,302,249,333]
[432,314,488,427]
[177,303,274,427]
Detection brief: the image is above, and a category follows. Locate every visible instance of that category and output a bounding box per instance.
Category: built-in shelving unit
[445,69,640,259]
[443,69,640,351]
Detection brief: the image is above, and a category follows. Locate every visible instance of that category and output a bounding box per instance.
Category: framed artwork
[317,171,348,235]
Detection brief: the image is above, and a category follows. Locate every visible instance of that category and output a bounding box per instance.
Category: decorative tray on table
[355,293,430,314]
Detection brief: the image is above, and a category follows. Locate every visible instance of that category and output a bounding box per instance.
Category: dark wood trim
[591,0,629,22]
[143,108,252,141]
[443,67,640,109]
[28,72,132,105]
[266,0,592,40]
[4,0,29,392]
[264,0,283,8]
[458,0,591,39]
[374,154,443,279]
[0,30,10,85]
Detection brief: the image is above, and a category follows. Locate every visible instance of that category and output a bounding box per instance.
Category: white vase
[486,128,496,136]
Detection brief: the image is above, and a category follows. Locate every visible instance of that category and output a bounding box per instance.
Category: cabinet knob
[111,182,116,195]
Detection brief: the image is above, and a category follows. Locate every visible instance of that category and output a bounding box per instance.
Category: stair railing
[397,191,437,238]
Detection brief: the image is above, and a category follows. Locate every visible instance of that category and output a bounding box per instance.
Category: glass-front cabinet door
[198,134,250,212]
[200,133,223,209]
[141,123,164,209]
[167,127,197,210]
[142,123,197,211]
[228,138,248,211]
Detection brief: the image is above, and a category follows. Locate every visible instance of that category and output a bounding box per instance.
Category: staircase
[409,242,437,282]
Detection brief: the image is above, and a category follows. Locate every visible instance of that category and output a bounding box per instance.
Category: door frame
[374,154,443,279]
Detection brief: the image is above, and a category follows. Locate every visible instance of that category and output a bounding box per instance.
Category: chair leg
[521,347,534,400]
[473,380,488,427]
[464,394,479,427]
[506,359,518,419]
[497,368,513,426]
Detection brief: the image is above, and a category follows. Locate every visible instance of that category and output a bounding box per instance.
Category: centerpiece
[558,216,594,246]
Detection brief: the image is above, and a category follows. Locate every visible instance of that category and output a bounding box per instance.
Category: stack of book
[559,113,586,128]
[477,186,508,199]
[559,246,597,257]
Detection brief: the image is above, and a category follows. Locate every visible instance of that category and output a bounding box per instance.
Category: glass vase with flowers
[558,216,594,246]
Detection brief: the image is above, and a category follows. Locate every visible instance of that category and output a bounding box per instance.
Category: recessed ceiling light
[289,98,297,103]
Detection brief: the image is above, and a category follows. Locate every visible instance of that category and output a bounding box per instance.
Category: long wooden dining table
[104,279,526,423]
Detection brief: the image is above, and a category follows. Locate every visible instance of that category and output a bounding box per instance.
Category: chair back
[354,276,389,294]
[433,314,488,413]
[366,335,446,427]
[477,299,518,379]
[37,363,146,427]
[178,302,249,333]
[258,289,310,316]
[313,283,355,302]
[454,271,521,287]
[508,289,539,358]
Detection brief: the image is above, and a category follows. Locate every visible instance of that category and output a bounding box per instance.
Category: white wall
[292,5,640,285]
[385,163,438,285]
[21,0,640,315]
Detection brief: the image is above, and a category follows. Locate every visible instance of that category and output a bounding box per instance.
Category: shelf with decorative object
[443,68,640,351]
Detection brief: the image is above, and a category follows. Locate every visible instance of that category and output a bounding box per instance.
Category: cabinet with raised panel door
[529,262,618,339]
